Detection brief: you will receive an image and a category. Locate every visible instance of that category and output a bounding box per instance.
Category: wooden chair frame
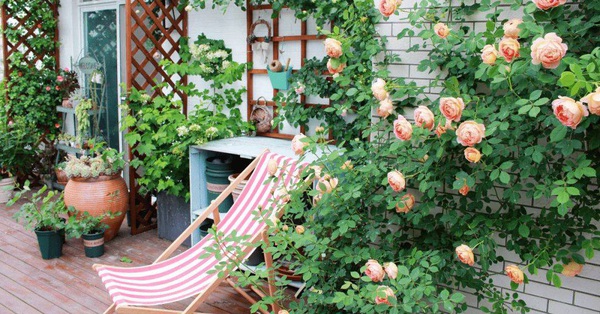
[95,150,282,314]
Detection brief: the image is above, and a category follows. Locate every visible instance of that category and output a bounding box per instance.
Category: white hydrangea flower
[177,126,189,137]
[205,126,218,137]
[189,124,201,131]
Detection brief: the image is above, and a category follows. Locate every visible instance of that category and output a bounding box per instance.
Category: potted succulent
[66,210,119,258]
[57,67,80,108]
[10,184,72,259]
[63,142,128,242]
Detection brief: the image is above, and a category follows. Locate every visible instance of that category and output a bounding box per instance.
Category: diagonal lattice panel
[126,0,187,235]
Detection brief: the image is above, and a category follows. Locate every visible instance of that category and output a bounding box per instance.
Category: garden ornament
[248,19,272,64]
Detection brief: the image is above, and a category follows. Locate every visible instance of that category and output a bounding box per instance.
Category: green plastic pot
[206,156,235,213]
[35,229,63,260]
[82,230,105,258]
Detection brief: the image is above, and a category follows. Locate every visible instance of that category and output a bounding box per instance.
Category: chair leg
[226,278,270,314]
[262,230,281,313]
[103,303,116,314]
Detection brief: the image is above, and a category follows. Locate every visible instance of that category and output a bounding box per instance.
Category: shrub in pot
[10,183,72,259]
[66,210,120,258]
[63,142,128,242]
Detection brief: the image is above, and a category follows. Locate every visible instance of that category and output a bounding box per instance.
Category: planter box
[157,192,191,247]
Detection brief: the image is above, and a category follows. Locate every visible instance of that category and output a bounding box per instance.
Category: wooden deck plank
[0,286,42,314]
[0,272,70,314]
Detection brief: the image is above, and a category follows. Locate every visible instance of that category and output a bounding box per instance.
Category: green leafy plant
[0,116,41,181]
[65,210,120,238]
[10,183,72,231]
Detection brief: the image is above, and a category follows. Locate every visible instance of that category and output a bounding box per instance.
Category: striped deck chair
[93,151,304,313]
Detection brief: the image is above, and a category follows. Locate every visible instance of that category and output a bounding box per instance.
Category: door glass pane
[84,9,118,150]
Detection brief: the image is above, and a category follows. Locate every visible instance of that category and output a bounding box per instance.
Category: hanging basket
[250,97,273,133]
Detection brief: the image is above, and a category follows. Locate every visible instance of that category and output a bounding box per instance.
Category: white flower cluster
[189,43,210,59]
[189,124,201,132]
[206,50,228,60]
[177,126,189,137]
[205,126,219,138]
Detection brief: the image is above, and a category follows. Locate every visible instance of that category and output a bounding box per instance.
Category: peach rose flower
[267,159,278,176]
[378,98,394,118]
[503,19,522,39]
[581,87,600,116]
[317,175,338,194]
[434,22,450,39]
[383,262,398,279]
[456,121,486,147]
[552,96,589,129]
[435,119,452,137]
[464,147,482,163]
[371,78,389,101]
[341,160,354,170]
[295,225,305,234]
[324,38,343,58]
[532,0,566,10]
[458,184,470,196]
[531,33,568,69]
[561,260,584,277]
[481,44,498,65]
[278,310,289,314]
[499,37,521,62]
[365,259,385,282]
[291,133,309,155]
[414,106,435,130]
[387,170,406,192]
[378,0,401,17]
[455,244,475,266]
[505,264,524,284]
[395,193,415,213]
[374,285,396,305]
[327,59,346,74]
[393,115,413,141]
[439,97,465,122]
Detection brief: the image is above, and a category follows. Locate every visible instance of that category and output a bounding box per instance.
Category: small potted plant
[57,68,80,108]
[0,118,39,203]
[10,183,72,259]
[54,162,68,186]
[66,210,120,258]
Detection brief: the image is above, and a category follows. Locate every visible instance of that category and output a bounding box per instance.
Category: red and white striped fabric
[95,152,303,306]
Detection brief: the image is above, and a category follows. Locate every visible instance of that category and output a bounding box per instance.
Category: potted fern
[66,210,119,258]
[10,184,72,259]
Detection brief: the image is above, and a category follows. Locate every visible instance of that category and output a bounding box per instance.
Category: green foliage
[0,111,41,181]
[65,210,119,239]
[10,183,72,231]
[123,35,253,199]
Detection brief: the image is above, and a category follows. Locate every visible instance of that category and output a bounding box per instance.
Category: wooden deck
[0,196,256,314]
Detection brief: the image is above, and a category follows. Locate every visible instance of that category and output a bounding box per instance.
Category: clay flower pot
[64,174,128,242]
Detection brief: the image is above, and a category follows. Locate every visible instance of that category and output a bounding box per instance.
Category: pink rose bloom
[393,115,412,141]
[395,193,415,213]
[435,121,447,137]
[291,133,309,155]
[383,262,398,279]
[562,260,584,277]
[295,83,305,95]
[295,225,305,234]
[505,264,524,284]
[45,86,51,91]
[327,59,346,75]
[464,147,481,163]
[371,78,389,101]
[531,33,568,69]
[455,244,475,266]
[267,159,278,176]
[581,87,600,116]
[377,98,394,118]
[317,176,338,194]
[552,96,589,129]
[324,38,343,58]
[456,121,486,147]
[532,0,566,10]
[64,67,70,71]
[499,37,521,62]
[413,105,435,130]
[481,44,498,65]
[378,0,401,17]
[365,259,385,282]
[374,285,396,305]
[7,120,14,127]
[439,97,465,122]
[434,22,450,39]
[503,19,522,39]
[57,75,64,82]
[387,170,406,192]
[459,184,470,196]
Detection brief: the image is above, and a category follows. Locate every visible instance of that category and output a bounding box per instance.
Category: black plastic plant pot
[34,229,63,260]
[82,230,105,258]
[199,219,214,240]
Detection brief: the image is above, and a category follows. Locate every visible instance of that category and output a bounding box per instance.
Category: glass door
[82,6,120,150]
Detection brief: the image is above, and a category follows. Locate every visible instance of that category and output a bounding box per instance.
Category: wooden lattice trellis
[126,0,187,235]
[1,0,60,77]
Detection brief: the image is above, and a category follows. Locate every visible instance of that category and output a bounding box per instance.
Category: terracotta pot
[61,98,72,108]
[64,174,128,242]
